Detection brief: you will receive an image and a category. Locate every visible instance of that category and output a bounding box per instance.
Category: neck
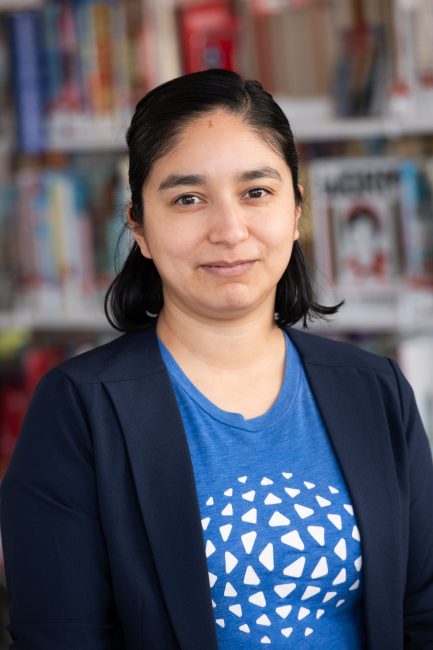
[156,303,283,371]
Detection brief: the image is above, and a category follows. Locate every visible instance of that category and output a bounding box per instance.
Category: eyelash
[244,187,270,200]
[173,187,271,206]
[174,194,201,206]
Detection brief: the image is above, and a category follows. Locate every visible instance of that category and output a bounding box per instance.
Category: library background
[0,0,433,644]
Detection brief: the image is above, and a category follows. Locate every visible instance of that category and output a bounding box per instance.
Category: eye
[243,187,270,200]
[174,194,202,206]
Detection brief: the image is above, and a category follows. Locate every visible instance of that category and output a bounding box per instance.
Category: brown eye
[244,188,269,199]
[175,194,202,206]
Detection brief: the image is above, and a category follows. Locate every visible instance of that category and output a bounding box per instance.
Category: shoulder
[287,327,426,446]
[286,326,392,374]
[52,325,164,385]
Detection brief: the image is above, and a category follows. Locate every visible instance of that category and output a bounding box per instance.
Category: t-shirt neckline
[158,331,302,432]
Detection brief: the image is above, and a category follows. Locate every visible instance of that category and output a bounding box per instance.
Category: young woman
[2,69,433,649]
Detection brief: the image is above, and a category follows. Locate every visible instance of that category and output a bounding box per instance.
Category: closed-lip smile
[202,259,256,267]
[200,259,257,276]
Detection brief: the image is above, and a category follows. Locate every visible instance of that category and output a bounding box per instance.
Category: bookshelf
[0,0,432,337]
[0,0,432,471]
[0,9,432,638]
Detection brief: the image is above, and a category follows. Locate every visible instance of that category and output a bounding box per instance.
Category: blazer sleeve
[0,368,121,650]
[389,359,433,648]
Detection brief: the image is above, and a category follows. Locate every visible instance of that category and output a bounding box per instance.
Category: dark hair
[105,69,341,331]
[347,205,380,231]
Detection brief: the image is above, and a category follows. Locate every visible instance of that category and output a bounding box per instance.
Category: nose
[207,201,249,246]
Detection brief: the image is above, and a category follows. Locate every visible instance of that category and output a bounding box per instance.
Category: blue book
[9,11,45,153]
[40,3,62,113]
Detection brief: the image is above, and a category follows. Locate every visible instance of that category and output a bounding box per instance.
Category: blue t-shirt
[159,333,365,648]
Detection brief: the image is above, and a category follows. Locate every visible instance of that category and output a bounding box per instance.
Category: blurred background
[0,0,432,645]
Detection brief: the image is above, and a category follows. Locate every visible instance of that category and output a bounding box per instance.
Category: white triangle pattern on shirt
[203,472,362,644]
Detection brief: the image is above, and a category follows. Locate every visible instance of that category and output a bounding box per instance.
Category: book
[389,0,433,115]
[0,15,13,145]
[333,22,388,117]
[0,186,17,311]
[241,0,336,97]
[9,10,45,152]
[177,1,238,73]
[0,384,28,479]
[309,157,403,296]
[398,335,433,446]
[399,159,433,287]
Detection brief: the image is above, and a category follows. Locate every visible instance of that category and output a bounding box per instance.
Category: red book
[178,1,238,73]
[0,385,27,479]
[0,347,65,478]
[23,347,64,397]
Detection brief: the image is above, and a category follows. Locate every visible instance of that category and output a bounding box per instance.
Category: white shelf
[5,95,433,154]
[2,289,433,335]
[0,309,110,332]
[4,96,433,153]
[46,114,129,153]
[47,134,126,154]
[277,96,433,142]
[310,285,433,336]
[0,0,43,9]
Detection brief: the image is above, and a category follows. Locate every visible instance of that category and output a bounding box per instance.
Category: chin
[212,285,256,310]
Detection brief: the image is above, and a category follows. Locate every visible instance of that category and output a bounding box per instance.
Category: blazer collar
[103,325,400,649]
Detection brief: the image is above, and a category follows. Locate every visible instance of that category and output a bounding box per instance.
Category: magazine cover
[309,157,403,294]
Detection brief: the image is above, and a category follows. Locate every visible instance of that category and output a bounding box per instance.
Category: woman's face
[133,109,301,323]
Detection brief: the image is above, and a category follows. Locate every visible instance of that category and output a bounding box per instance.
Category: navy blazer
[1,325,433,649]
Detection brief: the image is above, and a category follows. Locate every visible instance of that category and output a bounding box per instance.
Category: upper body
[1,69,433,649]
[1,324,433,649]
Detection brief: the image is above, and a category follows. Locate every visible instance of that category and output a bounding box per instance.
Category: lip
[200,259,257,277]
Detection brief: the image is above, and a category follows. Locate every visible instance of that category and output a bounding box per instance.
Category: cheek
[147,227,201,270]
[261,214,297,248]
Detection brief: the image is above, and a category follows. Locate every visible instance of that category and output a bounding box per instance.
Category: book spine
[93,2,114,113]
[76,1,94,115]
[9,11,45,153]
[58,2,81,113]
[400,160,433,287]
[109,1,130,119]
[40,3,62,114]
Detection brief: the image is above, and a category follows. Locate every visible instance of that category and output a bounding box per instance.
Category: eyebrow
[157,166,283,192]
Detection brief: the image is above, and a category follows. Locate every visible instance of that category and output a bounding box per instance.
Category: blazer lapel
[103,330,218,650]
[287,328,402,648]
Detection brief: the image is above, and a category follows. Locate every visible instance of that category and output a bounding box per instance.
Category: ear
[294,184,303,241]
[126,203,152,259]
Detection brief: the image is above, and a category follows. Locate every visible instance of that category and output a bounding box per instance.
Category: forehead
[148,109,288,181]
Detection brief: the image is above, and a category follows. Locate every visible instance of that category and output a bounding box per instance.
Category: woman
[2,69,433,649]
